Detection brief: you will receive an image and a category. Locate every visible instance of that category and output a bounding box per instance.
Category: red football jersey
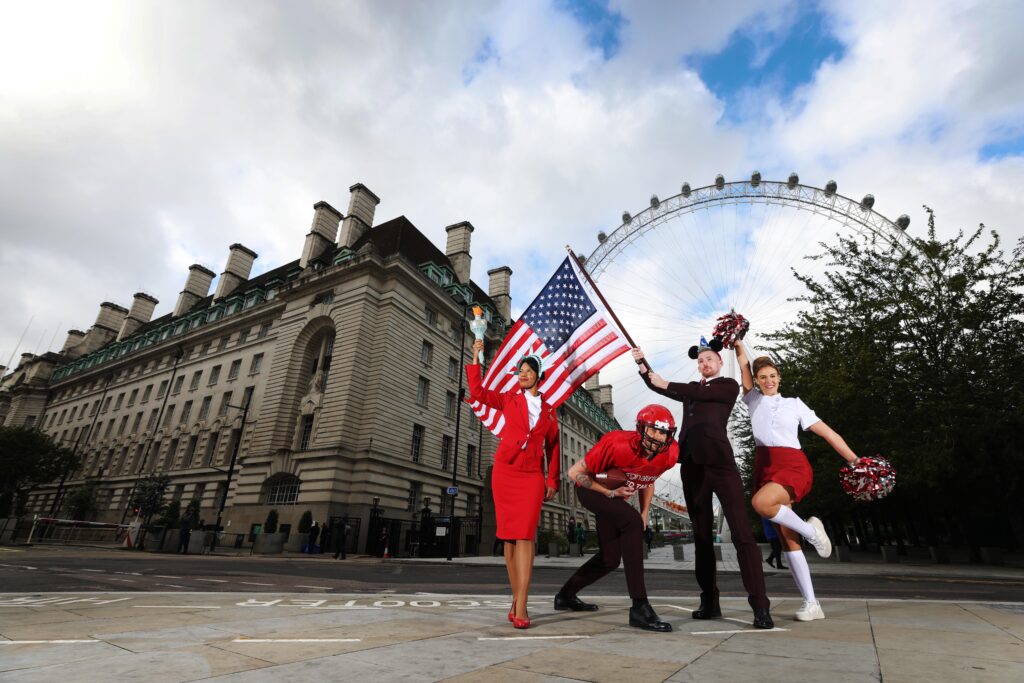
[583,430,679,489]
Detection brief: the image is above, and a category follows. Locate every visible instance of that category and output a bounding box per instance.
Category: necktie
[700,379,707,386]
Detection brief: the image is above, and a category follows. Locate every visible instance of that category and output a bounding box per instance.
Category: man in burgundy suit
[633,338,772,629]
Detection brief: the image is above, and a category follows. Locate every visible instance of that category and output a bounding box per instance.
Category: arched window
[308,330,335,391]
[261,473,301,505]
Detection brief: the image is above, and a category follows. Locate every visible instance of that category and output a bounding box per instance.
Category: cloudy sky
[2,0,1023,375]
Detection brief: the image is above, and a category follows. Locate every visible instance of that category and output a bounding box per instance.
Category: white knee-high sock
[770,505,815,540]
[785,550,817,604]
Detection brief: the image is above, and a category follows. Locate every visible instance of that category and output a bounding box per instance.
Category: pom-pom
[839,456,896,502]
[712,310,750,349]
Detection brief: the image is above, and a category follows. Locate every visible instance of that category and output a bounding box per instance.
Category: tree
[264,509,279,533]
[767,209,1024,550]
[157,499,181,528]
[128,474,170,551]
[63,482,100,521]
[0,426,80,516]
[298,509,313,533]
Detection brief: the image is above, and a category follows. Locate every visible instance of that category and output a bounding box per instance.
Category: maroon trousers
[682,459,769,609]
[559,486,648,600]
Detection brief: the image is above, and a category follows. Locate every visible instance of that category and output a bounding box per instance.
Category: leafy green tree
[767,209,1024,550]
[298,509,313,533]
[0,426,79,516]
[157,499,181,528]
[63,482,100,521]
[264,509,279,533]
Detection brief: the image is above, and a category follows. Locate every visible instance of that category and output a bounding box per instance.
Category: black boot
[553,592,599,611]
[629,599,672,632]
[692,595,722,619]
[753,606,774,629]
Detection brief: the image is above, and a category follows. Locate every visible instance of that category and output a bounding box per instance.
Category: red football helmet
[636,404,676,454]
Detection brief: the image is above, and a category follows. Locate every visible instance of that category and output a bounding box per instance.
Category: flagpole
[565,245,651,374]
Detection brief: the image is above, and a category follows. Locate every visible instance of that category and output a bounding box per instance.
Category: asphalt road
[3,546,1024,602]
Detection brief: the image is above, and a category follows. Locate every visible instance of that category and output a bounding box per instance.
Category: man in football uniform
[553,404,679,632]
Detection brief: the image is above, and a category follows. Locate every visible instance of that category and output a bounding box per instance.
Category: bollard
[880,545,900,563]
[673,544,686,561]
[833,545,852,562]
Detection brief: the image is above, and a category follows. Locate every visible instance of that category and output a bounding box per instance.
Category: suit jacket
[639,370,739,467]
[467,364,560,487]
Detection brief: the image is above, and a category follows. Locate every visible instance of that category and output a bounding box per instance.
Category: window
[219,391,233,417]
[58,409,67,425]
[309,334,333,388]
[172,375,185,394]
[214,482,229,511]
[218,336,229,351]
[166,438,179,469]
[193,482,206,505]
[228,359,242,381]
[241,386,254,410]
[131,411,143,434]
[448,357,458,380]
[141,385,153,403]
[184,435,199,467]
[416,377,429,406]
[448,323,459,343]
[198,396,212,420]
[162,405,175,428]
[157,380,169,399]
[204,431,220,466]
[421,341,433,365]
[208,365,221,386]
[147,409,159,430]
[441,435,452,471]
[299,415,314,450]
[264,473,300,505]
[312,291,334,305]
[117,415,128,436]
[467,445,476,476]
[90,400,100,417]
[424,308,437,326]
[445,391,456,418]
[127,388,138,406]
[411,424,424,463]
[407,481,422,512]
[180,400,193,424]
[201,341,212,356]
[189,371,202,390]
[104,419,116,438]
[257,322,272,339]
[114,393,125,410]
[249,354,263,375]
[238,327,250,344]
[102,396,112,413]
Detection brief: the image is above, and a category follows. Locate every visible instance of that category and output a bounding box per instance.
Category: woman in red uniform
[468,339,559,629]
[555,404,678,632]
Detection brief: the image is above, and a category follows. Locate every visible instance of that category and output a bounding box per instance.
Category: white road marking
[153,575,182,579]
[132,605,221,609]
[690,628,790,635]
[233,638,361,643]
[654,604,752,626]
[295,585,331,590]
[108,578,135,582]
[195,578,228,583]
[304,606,381,610]
[240,582,274,586]
[478,635,591,641]
[155,584,186,589]
[0,640,100,644]
[79,569,104,573]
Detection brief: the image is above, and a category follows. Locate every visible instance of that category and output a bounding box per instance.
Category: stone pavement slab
[1,592,1023,682]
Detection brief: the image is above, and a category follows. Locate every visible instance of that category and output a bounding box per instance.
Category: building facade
[1,182,619,553]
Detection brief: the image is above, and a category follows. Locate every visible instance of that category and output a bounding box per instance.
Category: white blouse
[525,392,542,429]
[742,390,820,449]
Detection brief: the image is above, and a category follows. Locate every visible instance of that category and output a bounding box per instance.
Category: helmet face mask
[635,404,676,456]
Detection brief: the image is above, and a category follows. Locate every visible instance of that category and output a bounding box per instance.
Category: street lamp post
[208,396,251,552]
[447,297,470,561]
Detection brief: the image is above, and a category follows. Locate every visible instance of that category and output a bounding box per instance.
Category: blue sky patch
[554,0,625,60]
[688,5,845,121]
[979,133,1024,161]
[463,36,499,85]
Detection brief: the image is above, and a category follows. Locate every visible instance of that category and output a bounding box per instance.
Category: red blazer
[467,363,560,488]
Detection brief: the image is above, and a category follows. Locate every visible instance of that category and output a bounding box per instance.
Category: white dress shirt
[742,390,820,449]
[524,391,542,429]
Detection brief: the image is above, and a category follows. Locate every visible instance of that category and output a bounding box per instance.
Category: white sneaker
[795,601,825,621]
[807,517,832,559]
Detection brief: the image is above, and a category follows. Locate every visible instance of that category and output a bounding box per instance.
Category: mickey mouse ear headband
[510,353,546,380]
[688,336,724,360]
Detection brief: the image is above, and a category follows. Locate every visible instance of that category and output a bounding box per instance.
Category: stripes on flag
[469,255,630,437]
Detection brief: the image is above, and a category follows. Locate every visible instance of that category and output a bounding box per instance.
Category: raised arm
[632,347,739,404]
[734,339,755,394]
[808,420,860,464]
[465,339,507,410]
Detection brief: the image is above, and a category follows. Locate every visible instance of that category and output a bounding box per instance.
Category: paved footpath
[2,589,1023,682]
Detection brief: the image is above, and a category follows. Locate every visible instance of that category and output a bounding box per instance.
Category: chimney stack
[173,264,216,316]
[338,183,380,248]
[487,266,512,322]
[445,221,474,283]
[215,244,258,298]
[117,293,159,341]
[586,376,615,420]
[62,329,86,353]
[301,202,342,268]
[79,302,129,354]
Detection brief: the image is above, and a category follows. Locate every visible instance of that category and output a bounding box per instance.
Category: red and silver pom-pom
[839,456,896,502]
[712,310,750,349]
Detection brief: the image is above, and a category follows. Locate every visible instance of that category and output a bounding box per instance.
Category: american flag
[470,255,631,436]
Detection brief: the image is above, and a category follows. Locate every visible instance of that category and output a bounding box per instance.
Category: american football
[594,467,629,490]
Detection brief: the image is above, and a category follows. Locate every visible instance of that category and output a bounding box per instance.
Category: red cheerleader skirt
[754,446,813,503]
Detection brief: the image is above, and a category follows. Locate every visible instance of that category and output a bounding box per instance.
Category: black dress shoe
[629,600,672,632]
[553,592,599,611]
[753,607,774,629]
[692,598,722,620]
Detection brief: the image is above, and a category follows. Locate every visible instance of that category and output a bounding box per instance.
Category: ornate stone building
[1,182,619,553]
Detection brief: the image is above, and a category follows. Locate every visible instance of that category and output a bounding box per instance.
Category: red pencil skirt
[492,461,545,541]
[754,446,813,503]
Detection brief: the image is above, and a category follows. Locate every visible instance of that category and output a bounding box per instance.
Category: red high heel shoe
[507,601,515,623]
[512,615,531,629]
